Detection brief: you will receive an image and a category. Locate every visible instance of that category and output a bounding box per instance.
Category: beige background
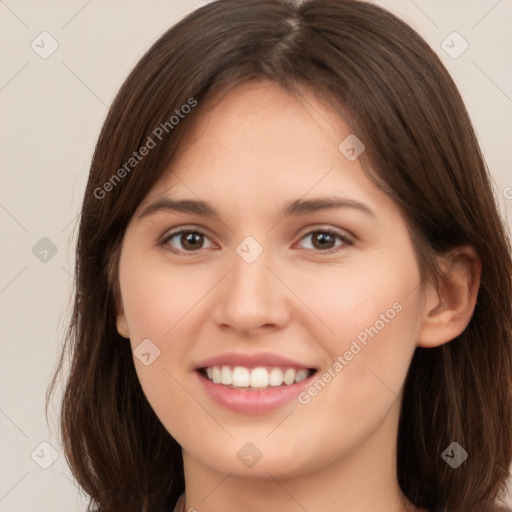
[1,0,511,510]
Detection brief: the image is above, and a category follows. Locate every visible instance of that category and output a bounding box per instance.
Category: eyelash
[159,226,354,256]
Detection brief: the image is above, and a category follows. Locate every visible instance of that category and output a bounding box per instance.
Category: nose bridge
[230,241,274,306]
[227,233,272,294]
[213,239,288,331]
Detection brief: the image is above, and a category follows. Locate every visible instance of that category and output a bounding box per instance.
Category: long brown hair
[46,1,512,511]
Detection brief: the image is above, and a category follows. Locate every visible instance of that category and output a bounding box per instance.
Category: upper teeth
[205,366,310,388]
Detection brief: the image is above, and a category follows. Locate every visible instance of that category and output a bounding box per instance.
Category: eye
[160,226,353,255]
[296,228,353,253]
[161,229,215,253]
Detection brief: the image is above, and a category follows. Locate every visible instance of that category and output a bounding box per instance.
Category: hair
[46,1,512,511]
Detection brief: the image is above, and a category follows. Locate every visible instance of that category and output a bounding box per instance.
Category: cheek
[286,249,421,352]
[118,250,206,442]
[291,249,422,435]
[118,249,214,342]
[117,249,224,436]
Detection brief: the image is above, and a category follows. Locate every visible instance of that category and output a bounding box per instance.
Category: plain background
[1,0,511,510]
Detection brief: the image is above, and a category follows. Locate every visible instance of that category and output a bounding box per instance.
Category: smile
[202,365,314,389]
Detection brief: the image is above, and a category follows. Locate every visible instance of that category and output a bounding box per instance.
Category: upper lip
[195,352,316,370]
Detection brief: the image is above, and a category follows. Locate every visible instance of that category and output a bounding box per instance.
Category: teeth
[221,366,232,385]
[269,367,284,386]
[232,366,250,387]
[204,365,312,389]
[283,368,295,385]
[212,366,221,384]
[250,367,269,388]
[295,368,309,383]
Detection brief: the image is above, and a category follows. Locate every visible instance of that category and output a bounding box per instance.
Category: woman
[47,1,512,511]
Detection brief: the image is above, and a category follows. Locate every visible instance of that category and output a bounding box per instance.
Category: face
[116,81,427,481]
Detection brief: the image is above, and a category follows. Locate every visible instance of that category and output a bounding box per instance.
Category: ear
[116,300,130,339]
[417,245,481,348]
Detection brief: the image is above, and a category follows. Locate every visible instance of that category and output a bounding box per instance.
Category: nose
[211,246,291,336]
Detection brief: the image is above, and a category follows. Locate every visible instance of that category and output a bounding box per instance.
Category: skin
[116,81,481,512]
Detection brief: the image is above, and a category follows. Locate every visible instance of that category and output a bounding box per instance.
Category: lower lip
[196,371,315,414]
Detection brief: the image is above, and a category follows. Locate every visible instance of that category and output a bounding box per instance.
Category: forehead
[144,81,364,195]
[177,80,344,158]
[134,80,401,228]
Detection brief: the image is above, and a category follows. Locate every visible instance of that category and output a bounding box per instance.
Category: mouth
[194,353,319,413]
[199,365,317,390]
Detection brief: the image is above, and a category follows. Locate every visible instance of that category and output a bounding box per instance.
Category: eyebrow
[137,196,376,221]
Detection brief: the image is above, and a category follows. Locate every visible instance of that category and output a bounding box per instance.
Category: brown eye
[180,232,204,250]
[163,230,214,253]
[311,232,336,250]
[298,228,353,253]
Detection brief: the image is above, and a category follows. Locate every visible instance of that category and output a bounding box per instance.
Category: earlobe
[417,245,481,348]
[116,300,130,339]
[117,314,130,339]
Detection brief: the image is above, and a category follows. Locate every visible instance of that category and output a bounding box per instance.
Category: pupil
[183,232,202,250]
[315,232,333,249]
